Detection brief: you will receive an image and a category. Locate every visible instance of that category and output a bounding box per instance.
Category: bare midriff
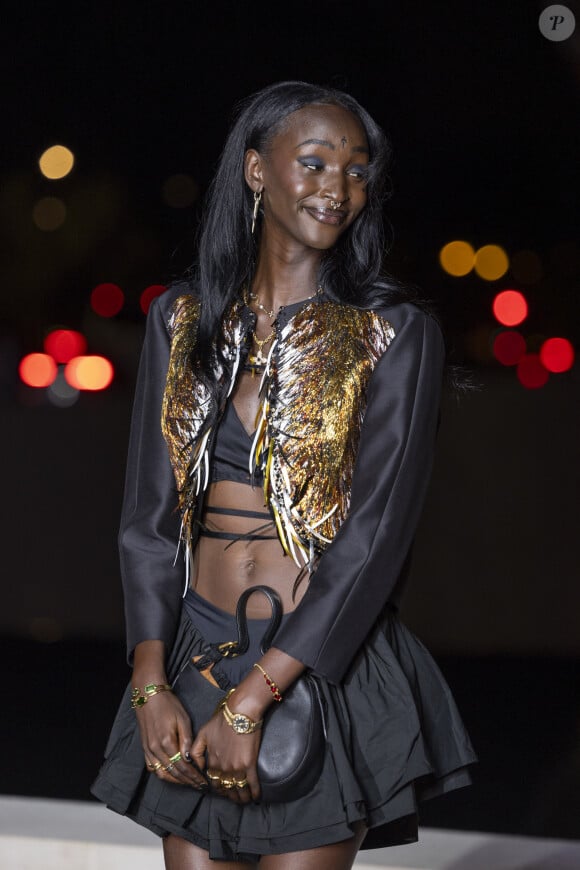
[190,367,310,619]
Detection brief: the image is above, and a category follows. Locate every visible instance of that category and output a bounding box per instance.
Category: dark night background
[2,0,579,842]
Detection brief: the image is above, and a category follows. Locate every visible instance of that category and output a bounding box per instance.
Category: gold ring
[206,770,222,783]
[149,761,163,772]
[168,751,182,764]
[221,778,235,789]
[235,778,248,789]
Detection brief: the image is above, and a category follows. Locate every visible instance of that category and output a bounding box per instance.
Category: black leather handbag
[174,585,326,803]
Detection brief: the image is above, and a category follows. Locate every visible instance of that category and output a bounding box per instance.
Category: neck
[251,233,323,311]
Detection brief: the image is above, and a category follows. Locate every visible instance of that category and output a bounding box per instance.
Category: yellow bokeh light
[474,244,509,281]
[32,197,67,231]
[439,240,475,277]
[39,145,75,180]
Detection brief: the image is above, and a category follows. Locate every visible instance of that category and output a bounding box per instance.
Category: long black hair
[190,80,409,389]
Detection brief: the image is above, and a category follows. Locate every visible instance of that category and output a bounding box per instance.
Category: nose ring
[329,200,342,210]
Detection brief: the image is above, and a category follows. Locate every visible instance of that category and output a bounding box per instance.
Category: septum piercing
[329,200,342,210]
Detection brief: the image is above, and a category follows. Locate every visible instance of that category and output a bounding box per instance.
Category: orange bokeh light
[540,338,574,373]
[140,284,167,315]
[517,354,549,389]
[44,329,87,363]
[439,241,475,277]
[91,283,125,317]
[474,244,509,281]
[492,290,528,327]
[19,353,58,388]
[65,356,114,391]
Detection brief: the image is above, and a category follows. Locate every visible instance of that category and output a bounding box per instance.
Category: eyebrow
[295,138,369,155]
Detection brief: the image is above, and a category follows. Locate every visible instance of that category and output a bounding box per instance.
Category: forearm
[227,647,306,720]
[131,639,168,685]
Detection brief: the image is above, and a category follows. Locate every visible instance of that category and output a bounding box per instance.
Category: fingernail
[185,752,192,762]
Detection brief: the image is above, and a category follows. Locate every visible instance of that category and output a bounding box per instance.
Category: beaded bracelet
[253,663,283,702]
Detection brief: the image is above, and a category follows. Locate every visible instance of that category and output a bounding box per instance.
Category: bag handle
[234,585,283,655]
[193,585,283,673]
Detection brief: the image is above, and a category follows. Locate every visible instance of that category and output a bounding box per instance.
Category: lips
[302,206,347,226]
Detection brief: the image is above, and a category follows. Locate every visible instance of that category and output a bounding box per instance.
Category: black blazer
[119,287,444,684]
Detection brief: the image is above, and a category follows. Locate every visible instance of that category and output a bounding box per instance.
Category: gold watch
[222,701,263,734]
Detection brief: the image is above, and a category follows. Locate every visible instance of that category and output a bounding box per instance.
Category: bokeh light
[511,249,543,284]
[44,329,87,363]
[19,353,57,387]
[65,355,114,391]
[91,283,125,317]
[493,330,526,366]
[32,197,67,231]
[517,354,549,389]
[474,244,509,281]
[47,368,80,408]
[492,290,528,327]
[39,145,75,180]
[540,337,574,373]
[162,174,199,208]
[439,240,475,277]
[140,284,167,314]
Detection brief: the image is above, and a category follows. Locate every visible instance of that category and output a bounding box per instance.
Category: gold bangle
[213,687,236,716]
[131,683,172,709]
[253,663,283,702]
[222,702,263,734]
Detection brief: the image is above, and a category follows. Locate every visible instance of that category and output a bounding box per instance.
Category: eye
[297,156,324,172]
[347,164,369,180]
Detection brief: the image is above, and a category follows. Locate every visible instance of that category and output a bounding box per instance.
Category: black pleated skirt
[91,590,477,862]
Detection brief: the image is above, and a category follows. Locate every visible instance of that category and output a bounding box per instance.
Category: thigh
[258,822,367,870]
[163,833,258,870]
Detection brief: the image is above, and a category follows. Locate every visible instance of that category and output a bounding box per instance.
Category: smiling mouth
[303,206,347,226]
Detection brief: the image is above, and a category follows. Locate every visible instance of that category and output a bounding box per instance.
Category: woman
[92,81,477,869]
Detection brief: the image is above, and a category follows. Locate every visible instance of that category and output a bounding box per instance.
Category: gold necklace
[244,285,323,318]
[248,291,275,319]
[248,328,276,369]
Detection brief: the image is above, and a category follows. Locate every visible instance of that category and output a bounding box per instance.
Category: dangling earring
[251,189,262,235]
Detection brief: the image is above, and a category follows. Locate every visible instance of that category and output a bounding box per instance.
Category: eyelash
[298,159,368,180]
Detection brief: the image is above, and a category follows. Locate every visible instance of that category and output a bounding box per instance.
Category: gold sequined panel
[161,294,247,547]
[260,302,395,561]
[161,295,210,508]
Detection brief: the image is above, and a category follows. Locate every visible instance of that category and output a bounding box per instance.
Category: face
[245,104,370,251]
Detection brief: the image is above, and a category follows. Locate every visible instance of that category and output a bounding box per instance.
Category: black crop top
[210,396,264,486]
[200,396,274,543]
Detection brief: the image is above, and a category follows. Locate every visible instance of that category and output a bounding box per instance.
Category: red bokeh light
[91,283,125,317]
[493,330,526,366]
[517,353,549,389]
[540,337,574,373]
[492,290,528,327]
[44,329,87,363]
[65,356,114,391]
[19,353,57,387]
[140,284,167,315]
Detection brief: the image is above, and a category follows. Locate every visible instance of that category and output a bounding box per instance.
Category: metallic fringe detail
[161,295,244,585]
[250,302,395,569]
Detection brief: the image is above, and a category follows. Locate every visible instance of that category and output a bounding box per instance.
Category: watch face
[232,714,251,733]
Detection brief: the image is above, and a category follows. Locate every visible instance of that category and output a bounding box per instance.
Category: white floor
[1,796,579,869]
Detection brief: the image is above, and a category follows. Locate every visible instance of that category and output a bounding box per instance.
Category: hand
[191,710,261,804]
[135,690,208,791]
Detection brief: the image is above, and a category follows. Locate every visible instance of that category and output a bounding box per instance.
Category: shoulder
[153,280,200,333]
[369,300,442,342]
